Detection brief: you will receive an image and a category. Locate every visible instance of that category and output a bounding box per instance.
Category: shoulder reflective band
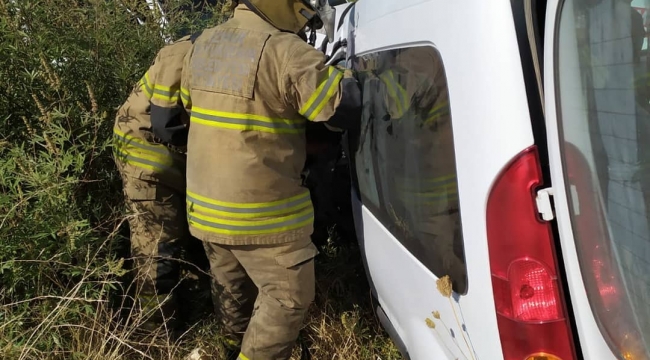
[138,71,182,104]
[139,71,154,99]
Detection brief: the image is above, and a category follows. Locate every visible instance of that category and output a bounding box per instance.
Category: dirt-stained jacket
[113,36,193,187]
[181,5,360,245]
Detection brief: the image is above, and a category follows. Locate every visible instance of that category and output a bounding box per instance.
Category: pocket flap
[275,242,319,268]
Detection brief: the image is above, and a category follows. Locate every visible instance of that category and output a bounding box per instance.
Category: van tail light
[487,146,577,360]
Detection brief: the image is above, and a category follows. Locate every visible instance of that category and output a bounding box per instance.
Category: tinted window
[351,46,467,294]
[557,0,650,357]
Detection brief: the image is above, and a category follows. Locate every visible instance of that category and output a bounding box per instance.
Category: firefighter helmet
[240,0,322,34]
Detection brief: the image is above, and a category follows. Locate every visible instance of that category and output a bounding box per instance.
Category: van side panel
[350,1,537,359]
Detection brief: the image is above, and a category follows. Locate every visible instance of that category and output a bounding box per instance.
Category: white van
[319,0,650,359]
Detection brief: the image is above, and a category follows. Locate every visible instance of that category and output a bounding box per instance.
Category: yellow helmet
[241,0,322,34]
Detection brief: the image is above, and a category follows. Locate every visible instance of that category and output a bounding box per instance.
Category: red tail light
[487,146,576,360]
[508,259,562,321]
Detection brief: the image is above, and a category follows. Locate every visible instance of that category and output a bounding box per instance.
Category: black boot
[299,336,312,360]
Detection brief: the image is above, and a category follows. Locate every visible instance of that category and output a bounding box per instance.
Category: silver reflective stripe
[302,69,341,120]
[113,133,170,156]
[115,151,176,172]
[191,111,305,131]
[420,191,457,199]
[153,87,179,100]
[386,72,407,112]
[426,104,449,124]
[141,76,153,97]
[187,191,311,214]
[188,209,314,232]
[398,176,457,191]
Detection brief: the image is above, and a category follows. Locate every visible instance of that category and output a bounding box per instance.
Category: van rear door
[544,0,650,358]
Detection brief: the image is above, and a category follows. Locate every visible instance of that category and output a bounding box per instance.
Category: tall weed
[0,1,399,359]
[0,0,226,357]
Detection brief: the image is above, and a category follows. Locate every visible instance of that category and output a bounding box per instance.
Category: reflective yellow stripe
[424,101,449,126]
[224,338,240,348]
[412,186,458,199]
[187,190,311,210]
[190,107,305,134]
[113,128,175,171]
[180,86,191,107]
[238,353,250,360]
[380,71,409,118]
[399,190,458,207]
[113,129,171,157]
[397,174,457,189]
[114,150,175,173]
[187,190,312,219]
[152,83,180,103]
[396,174,459,206]
[114,146,172,166]
[299,67,344,121]
[188,207,314,236]
[139,71,154,99]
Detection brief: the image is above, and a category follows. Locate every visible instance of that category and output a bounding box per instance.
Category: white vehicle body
[326,0,650,359]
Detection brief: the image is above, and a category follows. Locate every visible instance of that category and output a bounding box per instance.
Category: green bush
[0,1,227,358]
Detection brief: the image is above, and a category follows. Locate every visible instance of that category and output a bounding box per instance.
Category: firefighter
[179,0,362,358]
[113,33,210,332]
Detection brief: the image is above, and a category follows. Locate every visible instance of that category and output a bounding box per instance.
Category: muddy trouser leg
[124,176,185,329]
[177,233,214,326]
[202,242,258,349]
[203,238,318,360]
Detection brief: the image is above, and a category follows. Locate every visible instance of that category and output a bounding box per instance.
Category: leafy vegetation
[0,0,399,358]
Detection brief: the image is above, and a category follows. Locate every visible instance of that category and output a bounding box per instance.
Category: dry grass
[0,237,401,360]
[296,240,401,360]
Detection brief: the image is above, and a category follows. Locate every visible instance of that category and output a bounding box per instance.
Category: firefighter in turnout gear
[114,34,210,332]
[180,0,362,358]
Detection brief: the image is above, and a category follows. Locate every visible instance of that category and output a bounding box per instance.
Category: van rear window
[556,0,650,357]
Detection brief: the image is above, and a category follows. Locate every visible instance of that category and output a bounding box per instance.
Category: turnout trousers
[119,161,210,329]
[202,237,318,360]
